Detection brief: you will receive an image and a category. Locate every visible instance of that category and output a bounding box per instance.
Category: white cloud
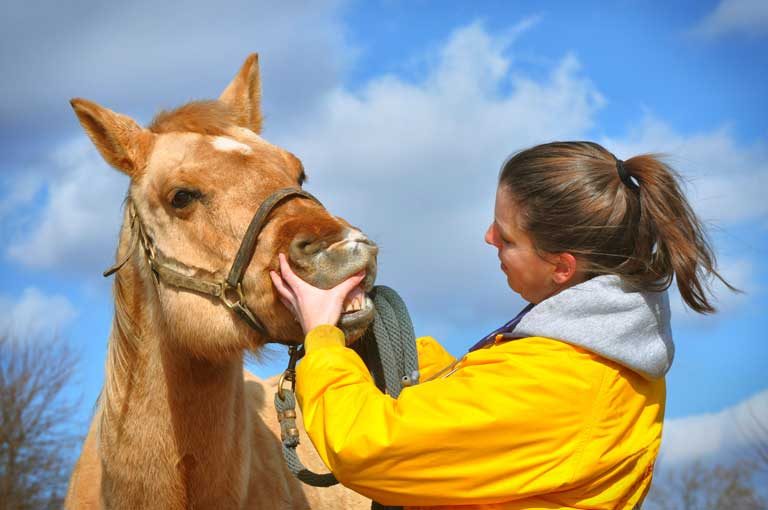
[0,170,46,219]
[659,388,768,467]
[6,138,128,273]
[0,287,77,340]
[0,0,351,134]
[692,0,768,38]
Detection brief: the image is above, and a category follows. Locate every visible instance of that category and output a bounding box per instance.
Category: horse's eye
[171,189,200,209]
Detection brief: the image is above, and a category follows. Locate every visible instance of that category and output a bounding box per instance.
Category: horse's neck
[99,252,251,509]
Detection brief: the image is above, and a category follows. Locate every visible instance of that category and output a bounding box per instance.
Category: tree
[645,459,766,510]
[0,332,81,510]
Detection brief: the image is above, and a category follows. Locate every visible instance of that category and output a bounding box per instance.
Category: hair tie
[616,158,639,190]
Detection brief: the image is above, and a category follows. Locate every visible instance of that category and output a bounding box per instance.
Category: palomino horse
[65,54,375,509]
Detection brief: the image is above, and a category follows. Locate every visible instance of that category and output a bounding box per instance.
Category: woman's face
[484,187,558,304]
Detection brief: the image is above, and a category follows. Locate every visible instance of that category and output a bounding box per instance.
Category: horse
[64,54,375,510]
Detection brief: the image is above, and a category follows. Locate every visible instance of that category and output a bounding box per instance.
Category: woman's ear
[551,252,579,285]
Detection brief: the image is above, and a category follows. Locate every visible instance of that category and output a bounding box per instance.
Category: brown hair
[499,141,736,313]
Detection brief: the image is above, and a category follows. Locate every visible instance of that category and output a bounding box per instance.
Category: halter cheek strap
[104,188,322,342]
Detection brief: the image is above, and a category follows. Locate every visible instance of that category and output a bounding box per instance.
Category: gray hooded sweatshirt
[511,274,675,380]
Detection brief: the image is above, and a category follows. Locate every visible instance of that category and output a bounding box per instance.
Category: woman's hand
[270,253,366,334]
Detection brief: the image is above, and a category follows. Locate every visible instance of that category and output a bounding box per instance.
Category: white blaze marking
[230,127,268,145]
[211,136,253,155]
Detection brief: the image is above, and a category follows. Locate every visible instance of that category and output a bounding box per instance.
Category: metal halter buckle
[220,281,246,310]
[277,345,303,401]
[277,369,296,401]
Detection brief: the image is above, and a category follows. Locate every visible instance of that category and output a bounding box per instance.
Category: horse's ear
[219,53,262,134]
[70,98,154,178]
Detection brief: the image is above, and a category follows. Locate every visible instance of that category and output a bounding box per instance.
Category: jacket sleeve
[295,325,602,507]
[414,335,456,380]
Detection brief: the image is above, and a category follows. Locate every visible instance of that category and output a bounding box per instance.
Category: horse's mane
[100,214,142,428]
[149,100,237,136]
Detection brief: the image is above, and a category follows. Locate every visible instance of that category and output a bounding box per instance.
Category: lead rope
[275,285,419,510]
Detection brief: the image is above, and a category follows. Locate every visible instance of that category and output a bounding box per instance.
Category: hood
[512,275,674,379]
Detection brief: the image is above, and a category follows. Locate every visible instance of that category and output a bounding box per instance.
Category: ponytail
[499,141,737,314]
[625,155,737,313]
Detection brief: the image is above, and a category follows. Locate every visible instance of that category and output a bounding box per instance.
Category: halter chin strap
[104,188,322,342]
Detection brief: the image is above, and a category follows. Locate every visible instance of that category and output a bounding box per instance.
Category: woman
[270,141,732,509]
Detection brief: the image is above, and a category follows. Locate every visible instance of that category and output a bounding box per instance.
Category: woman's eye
[171,189,200,209]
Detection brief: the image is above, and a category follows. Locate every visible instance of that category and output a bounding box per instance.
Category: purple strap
[468,303,535,352]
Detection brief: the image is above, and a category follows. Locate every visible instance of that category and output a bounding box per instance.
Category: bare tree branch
[0,332,81,510]
[744,403,768,470]
[645,458,766,510]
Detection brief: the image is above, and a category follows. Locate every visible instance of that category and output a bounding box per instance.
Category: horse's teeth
[343,294,366,313]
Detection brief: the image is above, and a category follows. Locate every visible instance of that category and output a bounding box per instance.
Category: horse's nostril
[290,235,326,257]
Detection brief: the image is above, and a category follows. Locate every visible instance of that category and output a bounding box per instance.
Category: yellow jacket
[296,276,671,509]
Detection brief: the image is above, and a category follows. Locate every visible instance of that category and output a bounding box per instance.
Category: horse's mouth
[339,286,374,337]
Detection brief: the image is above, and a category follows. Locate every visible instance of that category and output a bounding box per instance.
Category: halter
[104,187,322,342]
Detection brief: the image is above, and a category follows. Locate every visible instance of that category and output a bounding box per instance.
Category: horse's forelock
[149,100,238,136]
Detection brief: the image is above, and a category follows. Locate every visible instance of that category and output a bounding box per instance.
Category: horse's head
[70,54,377,359]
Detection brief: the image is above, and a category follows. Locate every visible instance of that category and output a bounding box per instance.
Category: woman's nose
[484,224,497,247]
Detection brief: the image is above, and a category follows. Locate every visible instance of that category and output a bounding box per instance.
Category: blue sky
[1,0,766,473]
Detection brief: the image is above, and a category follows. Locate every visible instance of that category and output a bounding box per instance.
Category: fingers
[269,270,296,305]
[270,270,301,323]
[278,296,298,319]
[272,253,369,334]
[275,251,366,301]
[277,253,303,287]
[278,252,366,295]
[278,296,293,311]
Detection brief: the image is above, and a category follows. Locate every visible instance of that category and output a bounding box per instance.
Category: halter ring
[220,281,246,310]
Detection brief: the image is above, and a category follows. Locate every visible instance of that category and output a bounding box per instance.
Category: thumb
[333,271,366,296]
